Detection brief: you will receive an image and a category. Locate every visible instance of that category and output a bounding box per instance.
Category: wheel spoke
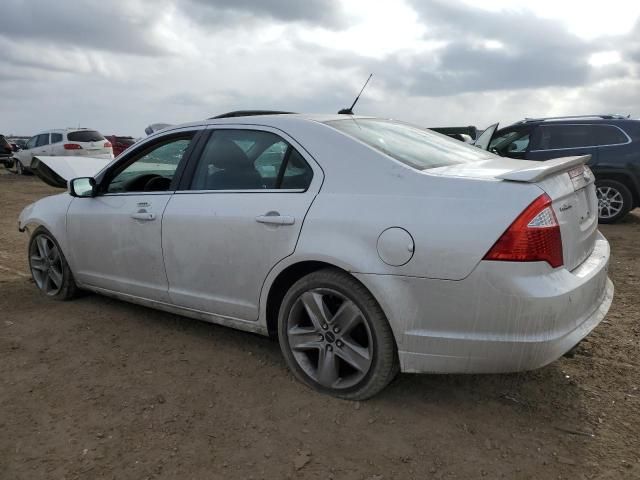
[30,255,47,271]
[48,267,63,289]
[336,338,371,373]
[288,326,322,351]
[330,301,361,334]
[300,291,331,330]
[317,348,339,386]
[36,236,48,258]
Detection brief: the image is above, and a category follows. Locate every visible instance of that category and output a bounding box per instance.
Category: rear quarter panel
[295,176,542,281]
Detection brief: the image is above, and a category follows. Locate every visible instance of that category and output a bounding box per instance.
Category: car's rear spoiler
[495,155,591,183]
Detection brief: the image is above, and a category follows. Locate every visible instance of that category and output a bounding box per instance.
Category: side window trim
[176,125,315,193]
[529,123,631,152]
[95,128,205,196]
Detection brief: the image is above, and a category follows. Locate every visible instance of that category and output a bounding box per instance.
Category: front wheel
[278,269,399,400]
[15,160,24,175]
[596,179,633,224]
[28,227,78,300]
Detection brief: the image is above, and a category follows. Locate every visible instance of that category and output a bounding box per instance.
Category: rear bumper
[355,232,613,374]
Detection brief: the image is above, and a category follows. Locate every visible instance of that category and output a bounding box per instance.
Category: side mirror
[69,177,97,198]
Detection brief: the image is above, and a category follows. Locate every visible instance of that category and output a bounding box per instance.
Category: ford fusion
[18,114,613,399]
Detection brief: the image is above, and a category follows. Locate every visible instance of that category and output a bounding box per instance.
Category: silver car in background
[18,114,613,399]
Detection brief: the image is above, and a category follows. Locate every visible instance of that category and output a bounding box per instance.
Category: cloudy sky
[1,0,639,137]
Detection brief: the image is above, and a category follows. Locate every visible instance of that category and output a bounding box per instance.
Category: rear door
[34,133,50,157]
[161,126,322,320]
[49,132,64,155]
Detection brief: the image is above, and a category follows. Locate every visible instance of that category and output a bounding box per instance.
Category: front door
[67,131,199,301]
[161,127,321,320]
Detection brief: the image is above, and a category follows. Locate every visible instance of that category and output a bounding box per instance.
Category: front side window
[36,133,50,147]
[26,136,37,150]
[489,130,530,156]
[189,130,312,190]
[105,136,193,193]
[326,118,493,170]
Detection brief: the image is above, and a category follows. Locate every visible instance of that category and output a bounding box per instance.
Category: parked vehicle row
[10,128,114,175]
[474,114,640,223]
[18,113,613,399]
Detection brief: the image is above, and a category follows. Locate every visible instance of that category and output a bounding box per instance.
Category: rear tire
[596,179,633,224]
[278,269,399,400]
[28,227,78,301]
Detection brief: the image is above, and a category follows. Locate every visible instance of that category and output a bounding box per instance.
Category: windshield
[325,118,493,170]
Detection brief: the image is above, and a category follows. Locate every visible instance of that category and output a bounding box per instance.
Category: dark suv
[476,114,640,223]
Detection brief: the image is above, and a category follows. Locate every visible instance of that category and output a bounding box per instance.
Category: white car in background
[13,128,113,175]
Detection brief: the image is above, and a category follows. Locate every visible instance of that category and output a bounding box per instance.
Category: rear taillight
[103,141,112,148]
[484,193,563,268]
[63,143,82,150]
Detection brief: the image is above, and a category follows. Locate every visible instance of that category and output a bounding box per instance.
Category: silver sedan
[19,114,613,399]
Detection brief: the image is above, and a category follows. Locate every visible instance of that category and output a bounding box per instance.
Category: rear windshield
[115,137,135,145]
[67,130,105,142]
[325,118,492,170]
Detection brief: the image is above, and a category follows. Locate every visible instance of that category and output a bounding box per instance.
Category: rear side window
[533,124,628,150]
[67,130,104,142]
[51,133,63,143]
[189,129,312,190]
[326,118,492,170]
[592,125,628,146]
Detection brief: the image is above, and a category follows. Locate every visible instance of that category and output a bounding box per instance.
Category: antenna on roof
[338,73,373,115]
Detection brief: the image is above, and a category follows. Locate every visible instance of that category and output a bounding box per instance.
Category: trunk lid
[429,154,598,271]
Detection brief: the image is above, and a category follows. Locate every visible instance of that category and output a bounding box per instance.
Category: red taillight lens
[63,143,82,150]
[484,193,563,268]
[103,141,112,148]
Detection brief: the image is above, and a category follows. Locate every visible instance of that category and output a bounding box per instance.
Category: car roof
[148,114,378,137]
[508,115,638,128]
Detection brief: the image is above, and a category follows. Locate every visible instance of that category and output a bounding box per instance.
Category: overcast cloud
[0,0,638,136]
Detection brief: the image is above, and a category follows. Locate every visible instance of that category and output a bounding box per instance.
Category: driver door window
[489,130,530,158]
[25,136,37,150]
[35,133,50,147]
[106,137,193,194]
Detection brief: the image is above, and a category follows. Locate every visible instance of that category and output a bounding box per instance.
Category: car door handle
[255,214,295,225]
[131,212,156,221]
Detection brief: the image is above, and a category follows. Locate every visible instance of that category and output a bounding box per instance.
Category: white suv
[13,128,114,175]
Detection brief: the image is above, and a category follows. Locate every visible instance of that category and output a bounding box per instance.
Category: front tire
[596,179,633,224]
[28,227,78,300]
[278,269,399,400]
[15,160,24,175]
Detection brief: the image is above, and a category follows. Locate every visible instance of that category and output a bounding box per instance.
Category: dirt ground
[1,171,638,480]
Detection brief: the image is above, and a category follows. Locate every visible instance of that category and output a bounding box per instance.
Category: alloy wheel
[596,186,624,220]
[29,233,64,296]
[286,288,373,390]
